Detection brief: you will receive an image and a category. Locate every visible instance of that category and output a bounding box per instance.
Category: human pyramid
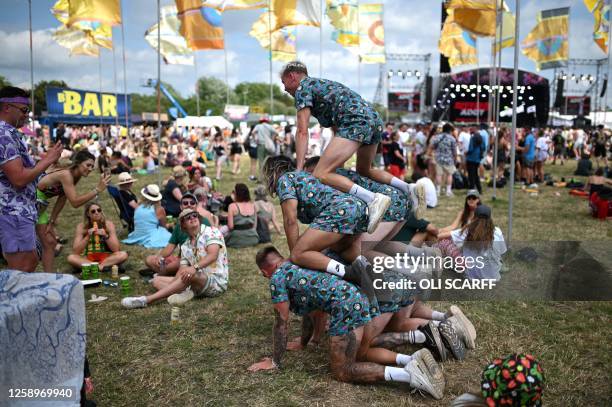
[246,61,484,401]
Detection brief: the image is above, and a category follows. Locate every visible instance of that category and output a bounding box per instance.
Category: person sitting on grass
[248,246,445,400]
[437,204,506,281]
[143,193,211,276]
[439,189,481,234]
[122,208,228,309]
[67,202,128,273]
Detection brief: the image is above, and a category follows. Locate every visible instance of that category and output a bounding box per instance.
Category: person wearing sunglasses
[122,208,228,309]
[143,192,211,276]
[0,86,63,272]
[67,202,128,273]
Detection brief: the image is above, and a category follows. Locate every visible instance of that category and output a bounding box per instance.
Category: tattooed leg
[329,328,385,383]
[371,331,423,348]
[272,308,288,367]
[385,303,429,332]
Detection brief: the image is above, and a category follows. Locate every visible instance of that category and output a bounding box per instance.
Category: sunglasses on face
[181,200,196,206]
[183,213,198,221]
[89,208,102,214]
[8,104,30,114]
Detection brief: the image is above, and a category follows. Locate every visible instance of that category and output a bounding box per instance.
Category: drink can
[111,265,119,280]
[90,262,100,279]
[166,215,173,224]
[81,263,91,280]
[120,276,131,296]
[171,307,180,324]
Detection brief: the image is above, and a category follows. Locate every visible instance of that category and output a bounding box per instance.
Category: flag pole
[120,2,129,138]
[112,36,119,128]
[28,0,34,132]
[357,55,361,95]
[476,40,480,125]
[194,54,200,116]
[507,0,520,244]
[98,52,103,127]
[605,29,612,127]
[268,1,274,117]
[224,40,230,107]
[156,0,162,186]
[319,0,323,77]
[492,0,504,200]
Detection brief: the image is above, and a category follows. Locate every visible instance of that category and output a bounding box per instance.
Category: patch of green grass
[41,157,611,405]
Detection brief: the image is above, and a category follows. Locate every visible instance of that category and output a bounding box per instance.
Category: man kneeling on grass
[248,246,445,400]
[122,208,228,309]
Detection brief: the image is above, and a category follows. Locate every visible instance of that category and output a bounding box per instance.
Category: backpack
[452,171,466,189]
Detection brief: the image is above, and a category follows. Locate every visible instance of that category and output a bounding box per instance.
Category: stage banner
[388,92,420,112]
[224,104,250,120]
[46,87,131,124]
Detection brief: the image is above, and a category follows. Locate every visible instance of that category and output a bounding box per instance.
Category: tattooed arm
[370,331,416,349]
[272,302,290,367]
[247,301,290,372]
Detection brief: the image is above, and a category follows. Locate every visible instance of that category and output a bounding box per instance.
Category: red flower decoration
[516,372,526,383]
[494,358,503,365]
[486,397,496,407]
[508,359,516,367]
[502,369,511,379]
[521,358,531,368]
[507,379,517,389]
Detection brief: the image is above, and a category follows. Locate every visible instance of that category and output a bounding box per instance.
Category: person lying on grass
[67,202,128,273]
[248,246,445,400]
[122,208,228,309]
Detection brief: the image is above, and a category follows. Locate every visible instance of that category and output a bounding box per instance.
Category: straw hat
[178,208,197,222]
[141,184,162,202]
[117,172,135,185]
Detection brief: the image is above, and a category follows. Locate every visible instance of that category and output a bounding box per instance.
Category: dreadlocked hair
[461,217,495,252]
[262,155,295,197]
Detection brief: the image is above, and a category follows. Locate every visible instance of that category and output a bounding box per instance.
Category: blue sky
[0,0,609,105]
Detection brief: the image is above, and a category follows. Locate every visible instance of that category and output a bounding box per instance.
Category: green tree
[0,75,12,89]
[233,82,294,114]
[196,76,235,115]
[33,80,68,116]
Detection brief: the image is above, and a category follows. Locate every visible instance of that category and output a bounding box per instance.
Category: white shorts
[194,272,227,298]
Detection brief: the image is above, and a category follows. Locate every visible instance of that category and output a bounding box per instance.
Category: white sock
[411,330,426,343]
[384,366,411,383]
[436,185,441,194]
[326,259,346,278]
[349,184,375,203]
[395,353,413,366]
[432,320,441,326]
[431,311,447,321]
[390,176,410,194]
[446,185,452,194]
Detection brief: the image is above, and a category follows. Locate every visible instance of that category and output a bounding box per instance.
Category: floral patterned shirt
[0,120,38,221]
[180,225,229,288]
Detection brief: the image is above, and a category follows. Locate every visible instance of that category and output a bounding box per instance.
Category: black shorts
[248,146,258,159]
[594,145,606,158]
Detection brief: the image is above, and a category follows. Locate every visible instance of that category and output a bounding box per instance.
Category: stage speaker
[425,75,433,106]
[554,78,564,108]
[600,78,608,98]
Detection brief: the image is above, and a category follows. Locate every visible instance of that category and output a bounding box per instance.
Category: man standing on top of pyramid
[279,61,421,234]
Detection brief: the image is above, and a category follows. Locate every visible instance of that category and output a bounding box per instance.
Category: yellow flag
[52,0,112,49]
[271,0,321,30]
[326,0,359,47]
[521,7,570,71]
[176,0,225,50]
[202,0,267,10]
[448,0,499,37]
[146,5,194,65]
[492,8,515,53]
[250,11,297,61]
[350,3,385,64]
[584,0,610,54]
[439,8,478,68]
[53,25,99,56]
[66,0,122,27]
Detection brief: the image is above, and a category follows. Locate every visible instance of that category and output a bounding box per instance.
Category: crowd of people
[7,55,612,403]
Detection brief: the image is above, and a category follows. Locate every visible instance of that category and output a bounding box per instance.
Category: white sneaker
[168,288,194,306]
[445,190,454,197]
[121,296,147,309]
[404,358,444,400]
[412,349,445,395]
[414,183,426,220]
[448,305,477,347]
[367,193,391,234]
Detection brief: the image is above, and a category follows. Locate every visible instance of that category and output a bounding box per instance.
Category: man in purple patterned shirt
[0,86,62,272]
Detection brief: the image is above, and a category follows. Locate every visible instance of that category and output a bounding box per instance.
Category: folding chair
[106,184,135,233]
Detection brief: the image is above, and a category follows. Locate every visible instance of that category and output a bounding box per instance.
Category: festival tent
[175,115,233,129]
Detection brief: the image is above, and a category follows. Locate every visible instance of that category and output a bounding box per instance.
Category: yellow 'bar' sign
[56,90,117,117]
